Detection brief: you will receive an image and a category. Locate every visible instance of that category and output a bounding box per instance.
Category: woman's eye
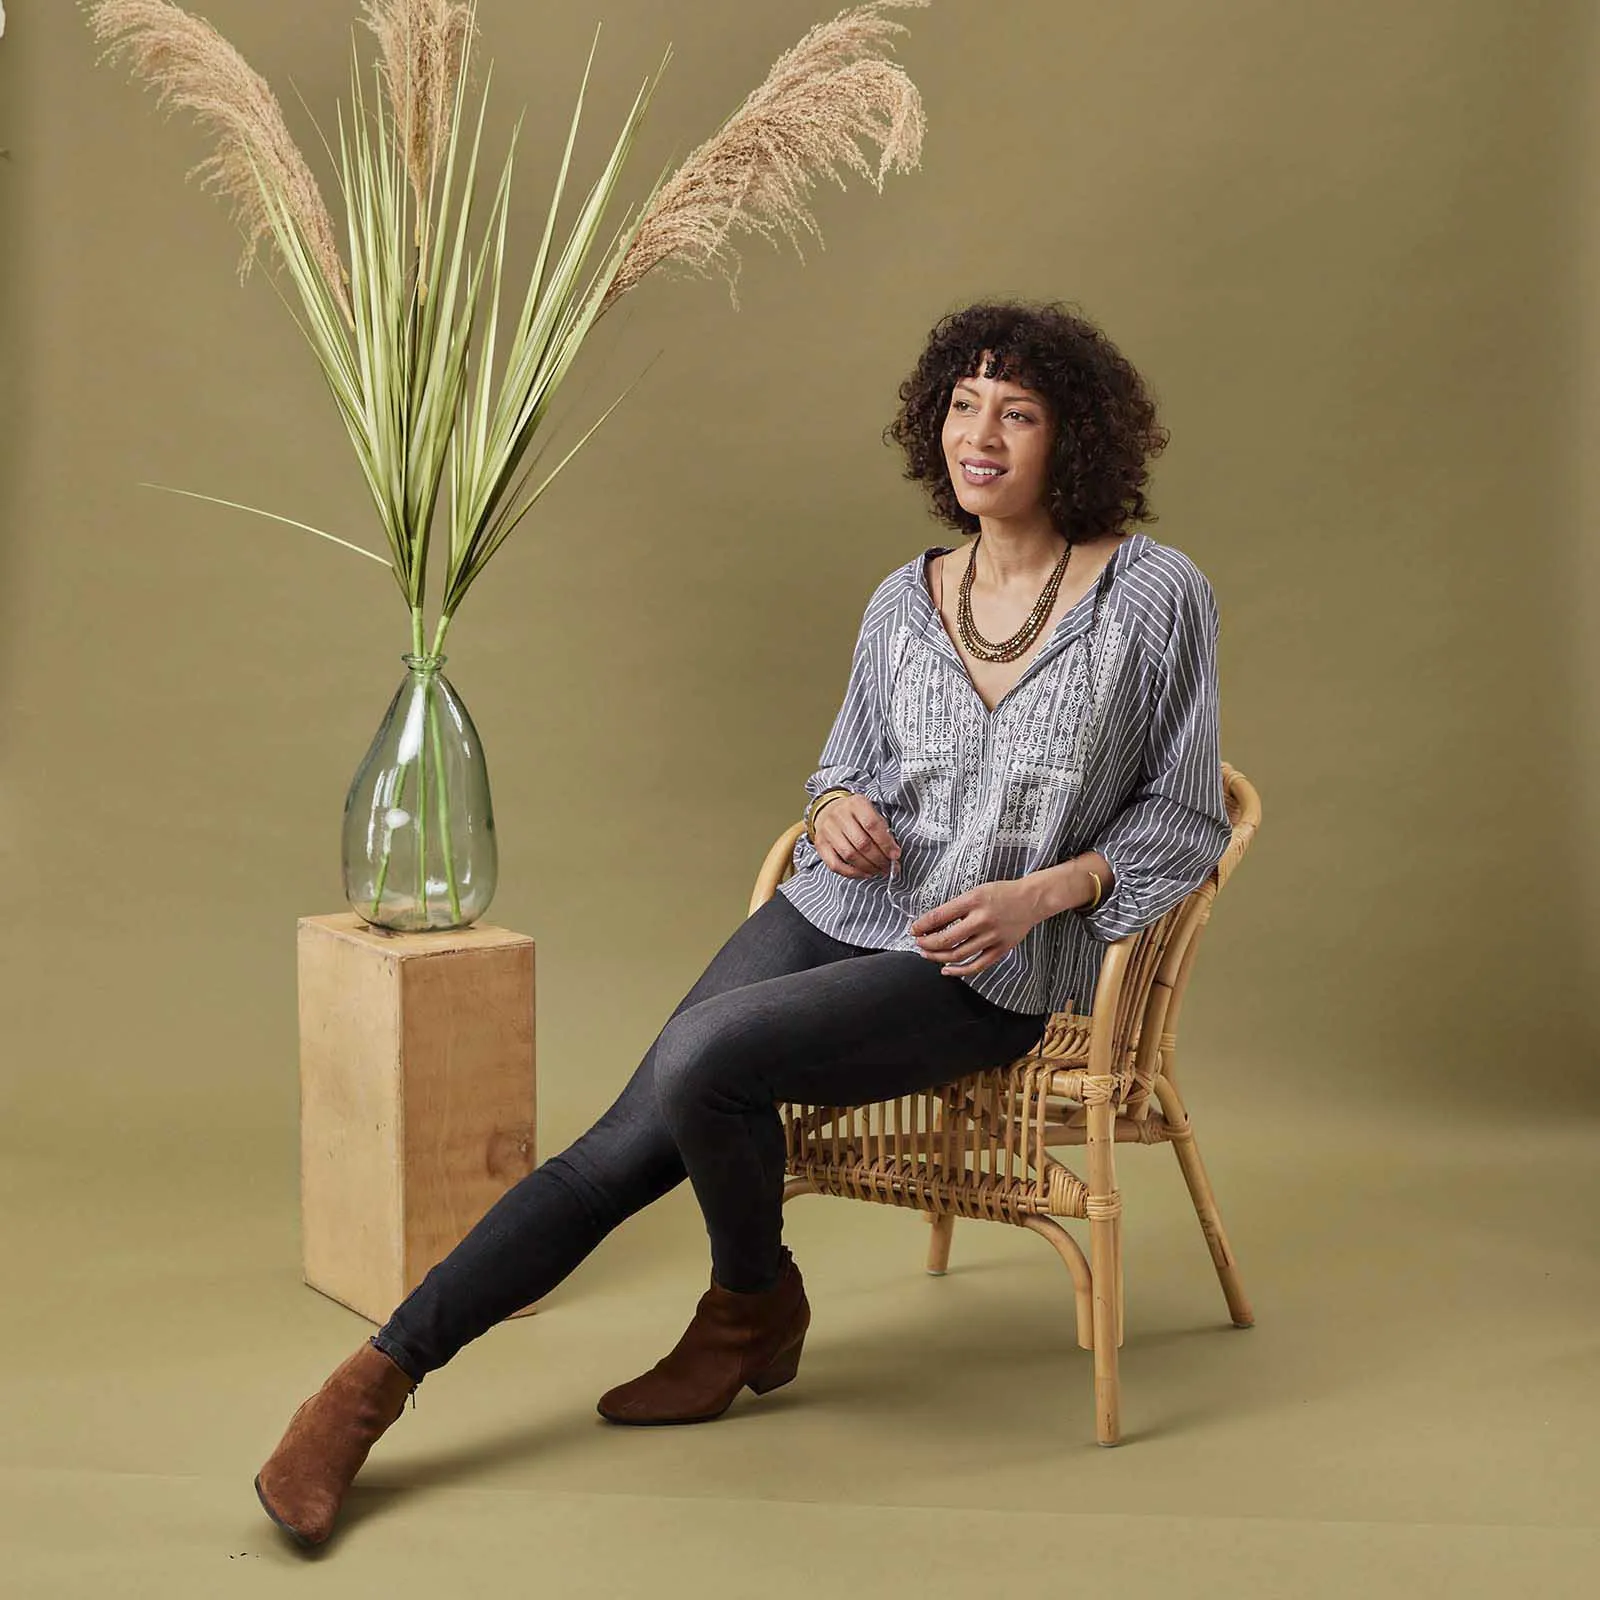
[951,399,1033,421]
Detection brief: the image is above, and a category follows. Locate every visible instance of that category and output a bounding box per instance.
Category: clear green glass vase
[341,652,497,931]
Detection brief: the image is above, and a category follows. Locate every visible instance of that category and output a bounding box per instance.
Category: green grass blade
[141,483,393,566]
[516,23,602,348]
[445,351,659,615]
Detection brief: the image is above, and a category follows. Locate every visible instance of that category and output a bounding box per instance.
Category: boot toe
[595,1380,685,1425]
[254,1470,332,1548]
[596,1367,733,1426]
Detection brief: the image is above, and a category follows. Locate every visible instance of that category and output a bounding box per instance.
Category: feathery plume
[86,0,351,323]
[359,0,476,224]
[600,0,930,315]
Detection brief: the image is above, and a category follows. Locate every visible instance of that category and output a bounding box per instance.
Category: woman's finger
[862,812,900,865]
[830,815,888,873]
[919,926,982,960]
[946,928,1007,970]
[840,818,890,871]
[824,838,869,878]
[942,946,990,973]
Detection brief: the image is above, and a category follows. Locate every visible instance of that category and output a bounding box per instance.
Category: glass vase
[341,652,497,931]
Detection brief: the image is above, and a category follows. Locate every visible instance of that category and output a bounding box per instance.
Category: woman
[254,298,1233,1548]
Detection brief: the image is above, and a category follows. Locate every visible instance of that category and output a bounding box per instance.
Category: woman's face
[939,350,1055,524]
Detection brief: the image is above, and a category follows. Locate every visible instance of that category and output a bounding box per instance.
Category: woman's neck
[970,517,1113,590]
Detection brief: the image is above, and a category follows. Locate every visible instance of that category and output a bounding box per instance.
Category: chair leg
[1090,1216,1121,1444]
[1153,1076,1253,1328]
[924,1211,956,1274]
[1113,1213,1125,1348]
[1085,1094,1121,1446]
[1019,1217,1095,1350]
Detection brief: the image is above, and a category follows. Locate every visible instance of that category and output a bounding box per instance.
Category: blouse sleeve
[801,588,890,812]
[1078,568,1232,942]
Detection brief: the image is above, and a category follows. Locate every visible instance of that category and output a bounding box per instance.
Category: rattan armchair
[750,761,1260,1447]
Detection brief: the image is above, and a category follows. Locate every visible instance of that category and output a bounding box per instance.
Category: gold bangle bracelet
[806,792,848,844]
[1083,869,1103,911]
[804,788,852,845]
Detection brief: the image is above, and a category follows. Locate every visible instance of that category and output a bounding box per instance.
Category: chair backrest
[1107,761,1261,1120]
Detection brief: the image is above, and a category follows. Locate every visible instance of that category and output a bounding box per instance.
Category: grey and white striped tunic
[777,530,1232,1018]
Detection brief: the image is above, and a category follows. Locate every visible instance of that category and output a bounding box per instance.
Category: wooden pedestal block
[296,913,538,1325]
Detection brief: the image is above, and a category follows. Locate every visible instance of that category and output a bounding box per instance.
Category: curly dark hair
[884,299,1169,543]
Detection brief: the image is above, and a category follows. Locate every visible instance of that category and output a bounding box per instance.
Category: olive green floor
[3,1080,1596,1598]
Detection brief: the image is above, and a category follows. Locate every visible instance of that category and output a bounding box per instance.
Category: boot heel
[746,1332,805,1395]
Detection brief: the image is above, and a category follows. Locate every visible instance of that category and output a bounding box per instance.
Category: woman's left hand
[908,879,1039,977]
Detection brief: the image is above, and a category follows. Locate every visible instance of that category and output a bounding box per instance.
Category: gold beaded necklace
[956,533,1074,663]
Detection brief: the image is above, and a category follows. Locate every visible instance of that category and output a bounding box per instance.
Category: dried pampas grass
[83,0,934,652]
[601,0,930,314]
[85,0,351,321]
[359,0,475,222]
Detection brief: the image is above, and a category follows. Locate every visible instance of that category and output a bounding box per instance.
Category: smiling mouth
[960,462,1006,483]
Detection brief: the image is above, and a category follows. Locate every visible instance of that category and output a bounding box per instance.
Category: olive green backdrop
[1,0,1594,1152]
[5,4,1600,1592]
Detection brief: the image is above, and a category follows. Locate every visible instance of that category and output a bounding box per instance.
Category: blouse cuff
[1077,840,1137,940]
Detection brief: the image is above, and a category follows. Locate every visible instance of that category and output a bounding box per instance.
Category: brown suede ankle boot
[254,1340,418,1548]
[597,1246,809,1426]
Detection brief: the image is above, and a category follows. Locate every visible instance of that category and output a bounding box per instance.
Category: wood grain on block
[399,941,536,1293]
[296,913,538,1324]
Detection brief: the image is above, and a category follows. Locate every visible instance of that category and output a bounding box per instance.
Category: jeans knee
[540,1106,686,1230]
[652,1010,747,1130]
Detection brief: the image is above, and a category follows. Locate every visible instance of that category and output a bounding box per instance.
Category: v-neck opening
[917,539,1128,719]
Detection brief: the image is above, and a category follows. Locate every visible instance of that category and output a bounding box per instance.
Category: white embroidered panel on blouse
[884,603,1128,922]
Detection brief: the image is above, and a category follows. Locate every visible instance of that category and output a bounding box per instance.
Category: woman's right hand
[814,794,901,878]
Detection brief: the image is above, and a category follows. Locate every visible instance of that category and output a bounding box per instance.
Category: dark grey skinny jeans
[371,888,1048,1385]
